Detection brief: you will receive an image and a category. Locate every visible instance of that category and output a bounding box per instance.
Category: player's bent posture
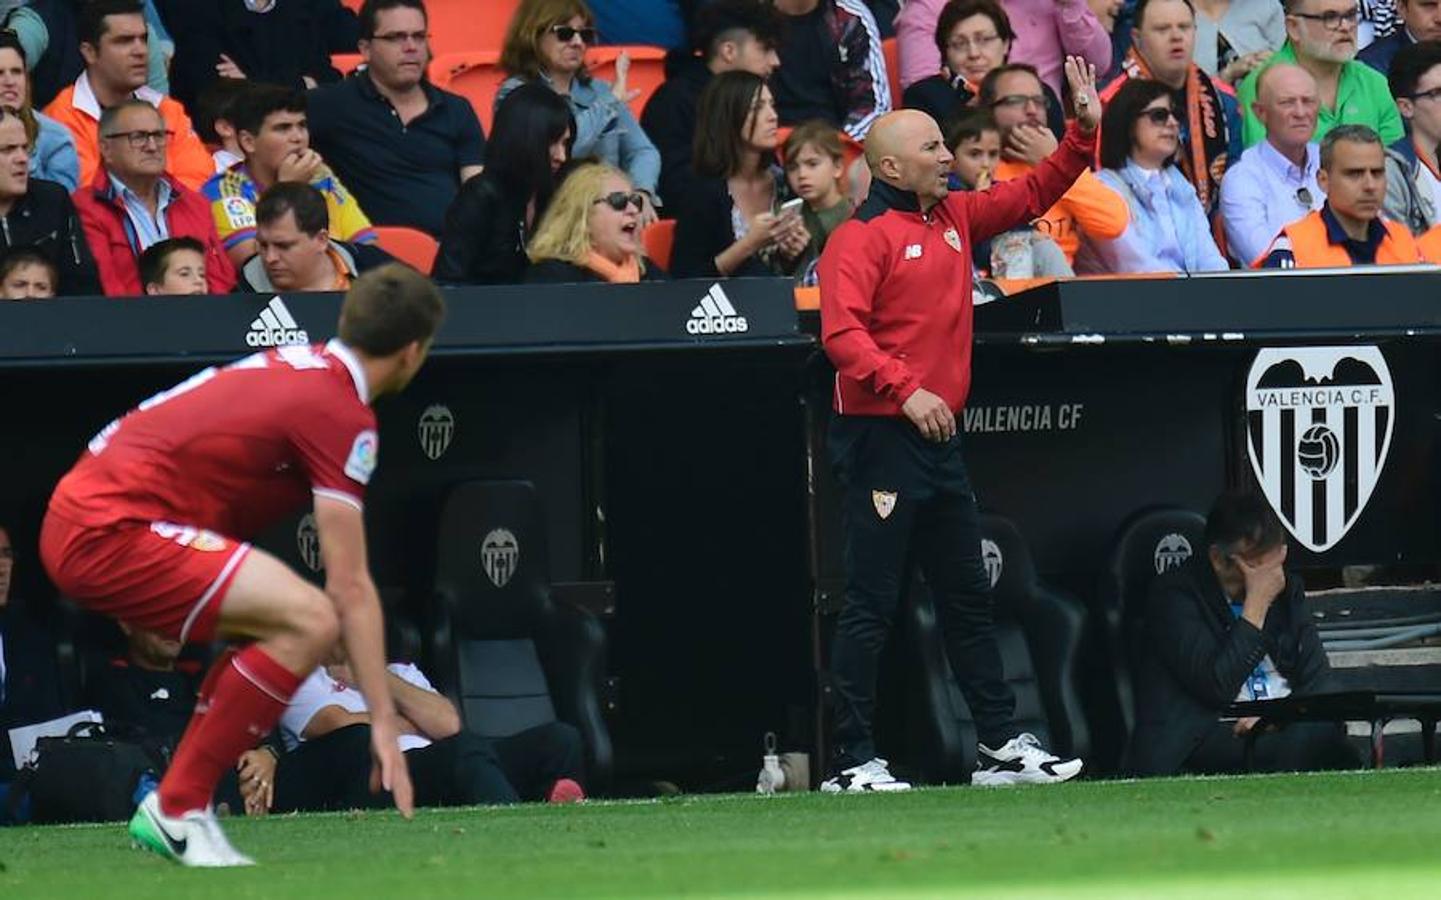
[40,264,443,866]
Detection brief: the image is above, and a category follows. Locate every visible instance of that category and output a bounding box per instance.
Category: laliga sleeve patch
[224,196,256,228]
[343,429,379,484]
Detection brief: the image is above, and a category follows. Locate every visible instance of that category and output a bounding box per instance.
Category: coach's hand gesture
[1237,543,1288,629]
[902,388,956,442]
[1064,56,1101,132]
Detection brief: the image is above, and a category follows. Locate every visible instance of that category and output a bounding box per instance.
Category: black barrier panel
[0,278,802,364]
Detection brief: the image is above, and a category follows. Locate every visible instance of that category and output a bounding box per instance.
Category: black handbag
[11,721,166,824]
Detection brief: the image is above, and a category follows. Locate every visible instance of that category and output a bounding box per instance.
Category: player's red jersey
[49,340,378,538]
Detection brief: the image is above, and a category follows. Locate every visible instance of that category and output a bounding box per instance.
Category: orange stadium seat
[429,0,521,55]
[584,46,668,119]
[374,225,440,274]
[881,37,901,109]
[331,53,363,76]
[430,51,506,133]
[341,0,363,10]
[642,219,676,271]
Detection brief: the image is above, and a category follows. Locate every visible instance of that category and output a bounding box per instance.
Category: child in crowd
[783,121,856,285]
[141,238,208,296]
[0,248,58,300]
[945,111,1071,281]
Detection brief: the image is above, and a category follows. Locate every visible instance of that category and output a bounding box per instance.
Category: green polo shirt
[1237,42,1404,148]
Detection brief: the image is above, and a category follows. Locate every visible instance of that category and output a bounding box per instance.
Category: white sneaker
[129,791,256,867]
[972,733,1083,786]
[820,757,912,793]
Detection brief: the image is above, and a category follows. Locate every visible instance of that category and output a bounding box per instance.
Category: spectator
[0,522,66,796]
[982,64,1128,263]
[946,110,1073,277]
[43,0,214,191]
[162,0,360,115]
[671,71,810,278]
[89,624,197,754]
[74,100,236,296]
[497,0,661,224]
[1359,0,1403,50]
[307,0,486,237]
[901,0,1065,140]
[1360,0,1441,74]
[782,120,856,283]
[0,247,57,299]
[1101,0,1243,215]
[192,77,254,174]
[1220,64,1325,265]
[768,0,891,140]
[237,658,586,813]
[238,182,393,292]
[1237,0,1405,148]
[526,160,666,282]
[1078,78,1229,272]
[0,33,80,191]
[0,2,48,74]
[1191,0,1285,82]
[642,0,781,206]
[1129,492,1359,777]
[1260,124,1421,265]
[435,83,574,286]
[202,84,377,269]
[140,236,207,295]
[0,107,101,296]
[1383,41,1441,232]
[898,0,1112,99]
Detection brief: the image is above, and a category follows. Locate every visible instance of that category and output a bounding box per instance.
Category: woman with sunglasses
[435,83,575,285]
[1076,78,1229,274]
[525,161,666,283]
[671,71,809,279]
[0,32,78,191]
[497,0,661,227]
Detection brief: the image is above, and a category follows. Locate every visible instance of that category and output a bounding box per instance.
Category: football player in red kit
[40,264,443,866]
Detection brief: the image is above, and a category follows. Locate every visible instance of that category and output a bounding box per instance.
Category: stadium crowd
[0,0,1411,825]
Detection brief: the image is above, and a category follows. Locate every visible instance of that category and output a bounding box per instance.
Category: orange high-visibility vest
[1256,209,1420,268]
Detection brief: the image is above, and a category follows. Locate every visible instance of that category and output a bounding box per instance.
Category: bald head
[1252,63,1320,156]
[865,110,955,208]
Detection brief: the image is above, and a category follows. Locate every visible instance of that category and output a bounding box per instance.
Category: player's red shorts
[40,513,252,644]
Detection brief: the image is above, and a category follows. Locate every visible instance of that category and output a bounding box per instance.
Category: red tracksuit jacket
[818,124,1096,417]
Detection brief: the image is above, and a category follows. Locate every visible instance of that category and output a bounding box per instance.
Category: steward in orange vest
[1256,204,1420,268]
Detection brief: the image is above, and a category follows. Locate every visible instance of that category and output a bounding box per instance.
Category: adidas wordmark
[687,283,748,335]
[247,297,310,348]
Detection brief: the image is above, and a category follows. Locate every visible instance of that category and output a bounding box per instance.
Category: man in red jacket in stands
[73,100,235,297]
[816,56,1100,794]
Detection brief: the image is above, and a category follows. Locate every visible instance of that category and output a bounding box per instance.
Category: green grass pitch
[2,769,1438,898]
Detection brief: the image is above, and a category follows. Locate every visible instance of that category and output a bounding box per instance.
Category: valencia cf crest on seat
[1245,346,1394,553]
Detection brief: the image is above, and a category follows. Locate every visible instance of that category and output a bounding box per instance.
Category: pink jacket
[896,0,1111,97]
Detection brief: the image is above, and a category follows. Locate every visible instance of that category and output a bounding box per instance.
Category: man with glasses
[1383,41,1441,232]
[308,0,485,237]
[979,63,1128,264]
[1220,63,1326,265]
[1259,124,1422,265]
[1360,0,1441,75]
[43,0,214,191]
[73,100,236,296]
[1099,0,1241,215]
[1237,0,1404,147]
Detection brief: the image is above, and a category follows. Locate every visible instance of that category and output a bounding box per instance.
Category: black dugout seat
[430,480,613,790]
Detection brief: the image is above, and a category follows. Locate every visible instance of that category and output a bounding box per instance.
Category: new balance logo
[246,297,310,347]
[687,283,749,335]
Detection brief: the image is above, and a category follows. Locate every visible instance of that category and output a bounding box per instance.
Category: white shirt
[1233,653,1293,702]
[1220,140,1324,266]
[280,662,436,753]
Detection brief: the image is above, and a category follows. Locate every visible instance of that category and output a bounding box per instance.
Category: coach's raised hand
[1065,55,1101,132]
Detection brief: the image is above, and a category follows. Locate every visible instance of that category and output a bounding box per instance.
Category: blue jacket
[1358,30,1409,75]
[1076,162,1229,274]
[32,111,79,191]
[496,73,661,199]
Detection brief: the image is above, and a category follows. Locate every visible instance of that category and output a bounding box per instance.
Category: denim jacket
[32,112,79,192]
[1076,162,1228,274]
[497,73,661,200]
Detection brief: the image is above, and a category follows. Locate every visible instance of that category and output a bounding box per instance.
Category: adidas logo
[687,283,749,335]
[247,297,310,347]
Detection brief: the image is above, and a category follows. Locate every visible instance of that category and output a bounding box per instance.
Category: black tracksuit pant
[828,415,1017,768]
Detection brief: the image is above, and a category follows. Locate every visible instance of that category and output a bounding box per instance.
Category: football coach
[816,57,1102,793]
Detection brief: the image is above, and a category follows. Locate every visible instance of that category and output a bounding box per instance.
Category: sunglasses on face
[1140,107,1179,126]
[594,191,645,212]
[549,24,597,44]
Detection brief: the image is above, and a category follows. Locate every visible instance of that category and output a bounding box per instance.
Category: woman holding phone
[671,71,810,278]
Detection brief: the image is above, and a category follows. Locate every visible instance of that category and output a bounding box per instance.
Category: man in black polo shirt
[307,0,485,236]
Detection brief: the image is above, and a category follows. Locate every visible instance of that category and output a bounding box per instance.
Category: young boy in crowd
[141,238,208,296]
[783,121,856,285]
[0,248,58,300]
[945,111,1071,280]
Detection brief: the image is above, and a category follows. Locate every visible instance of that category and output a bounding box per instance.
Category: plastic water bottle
[756,732,785,795]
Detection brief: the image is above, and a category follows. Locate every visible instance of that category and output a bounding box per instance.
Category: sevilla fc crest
[943,227,963,254]
[872,490,897,520]
[1245,346,1394,552]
